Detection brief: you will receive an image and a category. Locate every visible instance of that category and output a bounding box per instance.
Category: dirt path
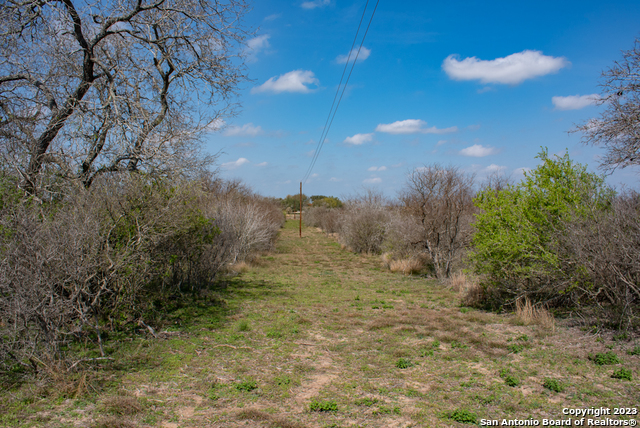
[12,221,640,427]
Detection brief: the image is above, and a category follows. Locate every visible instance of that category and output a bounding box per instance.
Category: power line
[301,0,380,184]
[301,0,370,184]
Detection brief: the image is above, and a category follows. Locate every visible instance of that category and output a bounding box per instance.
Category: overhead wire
[301,0,370,184]
[301,0,380,184]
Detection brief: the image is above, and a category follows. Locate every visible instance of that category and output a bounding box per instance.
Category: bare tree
[574,37,640,172]
[0,0,249,195]
[400,165,475,279]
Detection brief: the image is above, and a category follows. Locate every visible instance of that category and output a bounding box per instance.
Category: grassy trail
[3,220,639,427]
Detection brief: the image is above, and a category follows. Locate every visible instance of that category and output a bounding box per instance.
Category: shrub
[339,198,389,254]
[471,148,614,310]
[400,164,475,279]
[0,173,283,374]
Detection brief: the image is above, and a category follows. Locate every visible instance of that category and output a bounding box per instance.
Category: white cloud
[367,166,387,171]
[301,0,330,9]
[552,94,600,110]
[459,144,498,157]
[329,177,342,182]
[336,47,371,64]
[206,118,225,132]
[223,123,263,137]
[247,34,270,52]
[391,162,404,168]
[363,177,382,184]
[264,13,281,21]
[442,50,569,85]
[256,162,268,167]
[222,158,250,169]
[252,70,319,94]
[344,133,374,145]
[437,140,447,146]
[375,119,457,135]
[486,164,507,172]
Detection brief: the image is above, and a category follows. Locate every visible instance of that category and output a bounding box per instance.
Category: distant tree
[574,37,640,172]
[282,194,309,212]
[400,164,475,279]
[311,196,343,208]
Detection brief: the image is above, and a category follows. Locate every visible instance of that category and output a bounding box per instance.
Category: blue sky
[205,0,640,198]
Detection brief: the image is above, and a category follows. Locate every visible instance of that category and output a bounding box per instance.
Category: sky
[205,0,640,199]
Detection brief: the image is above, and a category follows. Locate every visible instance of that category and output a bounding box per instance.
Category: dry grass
[389,258,423,275]
[449,272,484,307]
[92,417,136,428]
[100,395,143,416]
[228,261,251,274]
[515,297,556,331]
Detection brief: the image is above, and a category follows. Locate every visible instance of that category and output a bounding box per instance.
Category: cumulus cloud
[367,166,387,171]
[375,119,457,135]
[256,162,268,167]
[442,50,569,85]
[459,144,498,157]
[222,158,250,169]
[336,47,371,64]
[363,177,382,184]
[223,123,264,137]
[252,70,319,94]
[301,0,330,9]
[552,94,600,110]
[486,164,507,172]
[344,133,374,145]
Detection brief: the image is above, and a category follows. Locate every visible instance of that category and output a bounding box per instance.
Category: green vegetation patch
[590,351,621,366]
[448,408,478,424]
[543,378,565,393]
[611,368,633,381]
[309,399,338,412]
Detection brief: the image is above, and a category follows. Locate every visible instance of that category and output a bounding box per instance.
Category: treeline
[0,172,283,374]
[304,150,640,330]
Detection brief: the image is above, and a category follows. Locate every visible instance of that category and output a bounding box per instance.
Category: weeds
[309,400,338,412]
[611,368,632,380]
[448,408,478,424]
[395,358,414,369]
[590,351,621,366]
[500,369,520,387]
[235,380,258,392]
[543,378,565,393]
[626,346,640,356]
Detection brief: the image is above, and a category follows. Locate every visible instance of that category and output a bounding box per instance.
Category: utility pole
[299,182,302,238]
